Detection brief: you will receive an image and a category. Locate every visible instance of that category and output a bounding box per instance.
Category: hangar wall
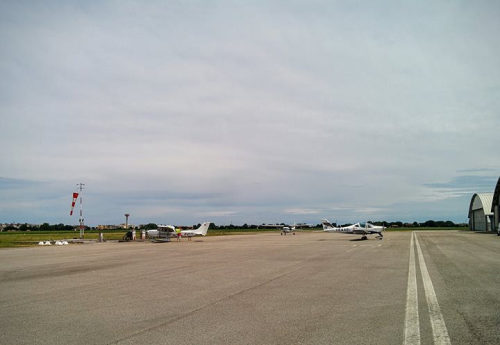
[492,177,500,233]
[468,193,493,232]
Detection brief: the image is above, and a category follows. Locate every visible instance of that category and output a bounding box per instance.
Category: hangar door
[471,209,488,231]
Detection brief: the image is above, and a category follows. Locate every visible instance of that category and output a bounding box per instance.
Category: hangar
[492,177,500,233]
[468,193,494,232]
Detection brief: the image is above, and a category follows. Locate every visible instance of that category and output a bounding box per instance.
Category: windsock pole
[77,183,85,239]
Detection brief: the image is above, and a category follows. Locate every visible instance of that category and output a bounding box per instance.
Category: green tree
[423,220,436,227]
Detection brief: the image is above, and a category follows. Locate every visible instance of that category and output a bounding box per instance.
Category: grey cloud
[1,1,499,225]
[424,175,498,191]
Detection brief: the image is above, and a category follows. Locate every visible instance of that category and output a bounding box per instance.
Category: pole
[77,183,85,239]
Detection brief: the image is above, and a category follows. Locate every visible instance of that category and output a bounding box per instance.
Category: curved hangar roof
[492,177,500,212]
[469,193,494,217]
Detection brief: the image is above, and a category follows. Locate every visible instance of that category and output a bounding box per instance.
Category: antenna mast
[77,183,85,239]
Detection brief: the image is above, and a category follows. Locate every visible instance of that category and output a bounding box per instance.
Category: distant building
[468,193,494,232]
[97,225,120,230]
[492,177,500,233]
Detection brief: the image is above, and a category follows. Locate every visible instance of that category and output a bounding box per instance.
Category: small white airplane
[147,222,211,241]
[179,222,211,240]
[321,219,384,240]
[146,225,176,239]
[281,223,296,235]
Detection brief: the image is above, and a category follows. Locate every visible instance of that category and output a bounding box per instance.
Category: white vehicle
[321,219,384,240]
[147,222,211,241]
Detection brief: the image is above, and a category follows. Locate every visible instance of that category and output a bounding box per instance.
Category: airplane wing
[365,228,383,234]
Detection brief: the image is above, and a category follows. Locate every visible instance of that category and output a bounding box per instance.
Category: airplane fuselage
[321,219,384,239]
[147,222,210,240]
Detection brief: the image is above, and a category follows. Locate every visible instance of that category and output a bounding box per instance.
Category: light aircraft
[179,222,211,240]
[147,222,211,241]
[365,222,386,233]
[146,225,176,239]
[281,224,296,235]
[321,219,384,240]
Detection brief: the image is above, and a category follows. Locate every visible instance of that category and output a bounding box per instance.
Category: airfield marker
[404,232,420,345]
[415,233,451,345]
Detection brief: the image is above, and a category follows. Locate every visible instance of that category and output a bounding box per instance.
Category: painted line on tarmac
[404,232,420,345]
[414,233,451,345]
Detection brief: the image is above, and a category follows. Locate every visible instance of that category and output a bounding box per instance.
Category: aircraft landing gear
[361,235,367,240]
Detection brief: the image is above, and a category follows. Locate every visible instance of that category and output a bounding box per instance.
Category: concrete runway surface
[0,231,499,345]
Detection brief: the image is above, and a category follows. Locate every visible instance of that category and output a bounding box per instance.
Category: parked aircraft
[146,225,176,239]
[321,219,384,240]
[147,222,211,241]
[180,222,211,240]
[281,224,296,235]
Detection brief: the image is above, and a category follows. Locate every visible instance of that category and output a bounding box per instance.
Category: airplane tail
[194,222,211,236]
[321,219,334,230]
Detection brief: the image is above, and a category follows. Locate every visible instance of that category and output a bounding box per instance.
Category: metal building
[492,177,500,233]
[468,193,494,232]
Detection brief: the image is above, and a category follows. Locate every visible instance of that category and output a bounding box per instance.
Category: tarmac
[0,231,499,345]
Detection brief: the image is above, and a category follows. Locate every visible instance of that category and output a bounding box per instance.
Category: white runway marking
[404,232,451,345]
[404,232,420,345]
[414,233,451,345]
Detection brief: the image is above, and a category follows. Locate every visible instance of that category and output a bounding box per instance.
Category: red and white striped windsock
[70,192,79,216]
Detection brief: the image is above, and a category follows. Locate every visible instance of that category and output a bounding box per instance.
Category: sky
[1,0,499,226]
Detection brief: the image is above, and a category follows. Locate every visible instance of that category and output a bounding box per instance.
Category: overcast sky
[1,1,499,226]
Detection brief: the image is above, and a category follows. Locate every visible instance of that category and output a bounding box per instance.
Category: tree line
[1,220,466,232]
[1,223,80,231]
[127,221,467,230]
[367,220,466,228]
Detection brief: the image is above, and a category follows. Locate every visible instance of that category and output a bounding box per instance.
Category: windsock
[70,192,79,216]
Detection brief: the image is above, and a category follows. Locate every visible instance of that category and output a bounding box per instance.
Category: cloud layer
[1,1,499,225]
